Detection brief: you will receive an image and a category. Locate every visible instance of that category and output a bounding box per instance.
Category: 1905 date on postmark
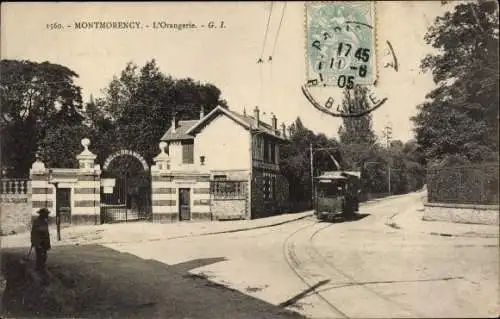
[306,1,376,88]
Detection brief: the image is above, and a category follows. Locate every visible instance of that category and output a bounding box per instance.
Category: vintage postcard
[1,2,498,318]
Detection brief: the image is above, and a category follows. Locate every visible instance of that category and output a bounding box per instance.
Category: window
[262,173,276,201]
[270,142,275,164]
[210,180,247,200]
[272,176,276,199]
[182,140,194,164]
[263,175,269,200]
[263,139,269,162]
[317,180,346,197]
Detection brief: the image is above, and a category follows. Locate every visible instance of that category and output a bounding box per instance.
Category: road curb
[72,213,315,246]
[196,213,314,237]
[428,231,499,238]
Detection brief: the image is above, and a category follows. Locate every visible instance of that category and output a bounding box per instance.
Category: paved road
[107,192,498,318]
[2,193,497,318]
[1,245,304,319]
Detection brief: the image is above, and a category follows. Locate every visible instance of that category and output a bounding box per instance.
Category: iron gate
[100,154,151,223]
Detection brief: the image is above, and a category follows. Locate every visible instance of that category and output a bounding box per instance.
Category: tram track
[308,221,423,318]
[282,221,348,318]
[282,213,421,318]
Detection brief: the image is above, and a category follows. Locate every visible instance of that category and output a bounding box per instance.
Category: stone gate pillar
[29,156,54,218]
[151,142,176,223]
[73,138,101,225]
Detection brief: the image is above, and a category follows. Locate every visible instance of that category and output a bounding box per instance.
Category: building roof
[160,119,200,141]
[225,109,285,140]
[161,106,286,142]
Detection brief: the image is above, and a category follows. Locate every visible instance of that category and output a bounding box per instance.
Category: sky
[1,1,458,142]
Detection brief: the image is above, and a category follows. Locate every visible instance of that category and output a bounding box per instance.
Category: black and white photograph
[0,1,498,318]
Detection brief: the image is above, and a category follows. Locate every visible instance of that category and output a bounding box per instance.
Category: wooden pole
[310,143,314,209]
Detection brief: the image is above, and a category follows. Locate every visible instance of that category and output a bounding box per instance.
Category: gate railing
[427,164,499,205]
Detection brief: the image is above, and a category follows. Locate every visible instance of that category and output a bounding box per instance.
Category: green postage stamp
[306,1,376,88]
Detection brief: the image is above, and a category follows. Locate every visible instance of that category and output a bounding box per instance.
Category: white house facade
[150,105,290,222]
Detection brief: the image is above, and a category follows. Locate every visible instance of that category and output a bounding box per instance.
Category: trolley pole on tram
[310,144,342,209]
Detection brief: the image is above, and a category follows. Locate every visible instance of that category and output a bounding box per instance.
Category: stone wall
[0,195,32,235]
[251,169,289,219]
[423,202,499,225]
[212,199,246,220]
[275,174,290,210]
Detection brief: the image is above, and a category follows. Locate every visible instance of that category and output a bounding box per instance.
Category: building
[150,105,290,222]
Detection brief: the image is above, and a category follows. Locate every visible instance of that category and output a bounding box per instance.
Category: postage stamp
[306,1,376,88]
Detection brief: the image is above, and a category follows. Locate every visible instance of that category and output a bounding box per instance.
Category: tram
[313,171,361,221]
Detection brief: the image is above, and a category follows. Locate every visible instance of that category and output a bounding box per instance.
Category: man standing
[31,208,51,271]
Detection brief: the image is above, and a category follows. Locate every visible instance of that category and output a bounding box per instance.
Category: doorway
[179,188,191,221]
[56,188,71,224]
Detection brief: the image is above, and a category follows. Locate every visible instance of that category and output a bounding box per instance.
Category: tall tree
[338,86,377,146]
[337,85,378,170]
[412,1,499,164]
[87,59,229,166]
[0,60,83,176]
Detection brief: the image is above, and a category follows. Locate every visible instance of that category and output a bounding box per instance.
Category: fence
[0,179,29,196]
[427,164,499,205]
[210,180,247,200]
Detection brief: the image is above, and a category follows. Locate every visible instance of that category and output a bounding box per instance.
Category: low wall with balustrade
[0,178,32,235]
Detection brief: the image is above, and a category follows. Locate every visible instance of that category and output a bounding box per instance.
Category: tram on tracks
[313,171,362,221]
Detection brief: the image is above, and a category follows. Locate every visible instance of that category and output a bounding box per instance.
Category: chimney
[171,114,176,133]
[281,122,286,138]
[271,114,277,131]
[253,106,260,127]
[199,106,205,119]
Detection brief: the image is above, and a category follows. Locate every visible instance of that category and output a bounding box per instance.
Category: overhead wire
[269,2,287,62]
[259,2,274,62]
[259,2,274,107]
[267,2,287,92]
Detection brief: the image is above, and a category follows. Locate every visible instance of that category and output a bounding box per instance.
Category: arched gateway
[100,150,152,223]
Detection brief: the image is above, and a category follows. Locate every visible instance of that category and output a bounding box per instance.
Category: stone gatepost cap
[154,142,170,163]
[77,138,97,160]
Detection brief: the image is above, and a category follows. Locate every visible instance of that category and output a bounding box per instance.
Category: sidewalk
[0,211,313,249]
[0,194,425,249]
[388,192,499,238]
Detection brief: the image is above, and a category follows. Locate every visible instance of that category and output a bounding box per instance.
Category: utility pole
[310,143,314,208]
[387,164,391,194]
[383,121,393,149]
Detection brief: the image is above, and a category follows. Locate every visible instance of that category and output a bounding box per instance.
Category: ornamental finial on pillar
[153,141,170,171]
[77,138,97,169]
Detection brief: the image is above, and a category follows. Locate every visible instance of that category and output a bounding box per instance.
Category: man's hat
[37,208,50,215]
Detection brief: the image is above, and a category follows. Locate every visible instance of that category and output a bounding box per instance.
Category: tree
[412,1,499,164]
[87,59,229,166]
[338,86,377,146]
[280,118,315,203]
[0,60,83,176]
[337,85,378,170]
[280,117,343,206]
